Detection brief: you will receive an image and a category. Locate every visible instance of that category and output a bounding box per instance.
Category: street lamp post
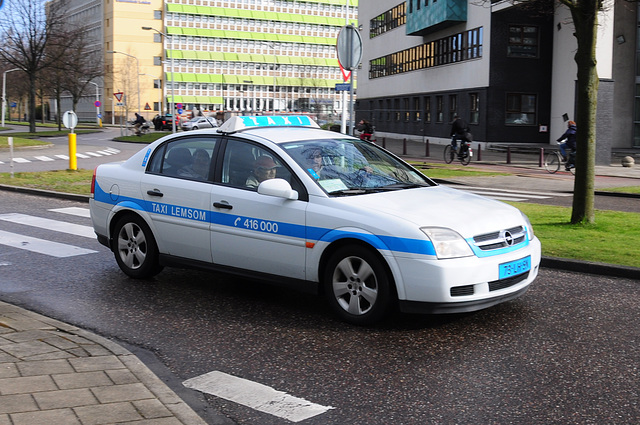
[107,50,141,117]
[142,26,176,133]
[2,68,20,127]
[81,80,101,127]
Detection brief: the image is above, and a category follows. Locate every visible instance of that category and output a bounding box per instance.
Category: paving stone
[69,355,125,372]
[0,363,19,378]
[0,413,11,425]
[1,341,59,359]
[10,408,81,425]
[0,314,55,331]
[105,369,139,385]
[132,398,173,419]
[41,335,81,351]
[2,330,56,343]
[52,371,113,390]
[91,383,154,404]
[23,351,74,361]
[73,402,142,425]
[0,375,57,395]
[17,359,73,377]
[33,388,97,410]
[0,352,19,363]
[0,394,38,414]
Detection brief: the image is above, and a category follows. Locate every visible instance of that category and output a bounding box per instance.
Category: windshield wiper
[379,182,430,190]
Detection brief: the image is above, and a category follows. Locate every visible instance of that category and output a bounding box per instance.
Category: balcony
[406,0,467,36]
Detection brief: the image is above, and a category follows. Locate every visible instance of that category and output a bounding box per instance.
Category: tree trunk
[28,74,36,133]
[568,0,599,224]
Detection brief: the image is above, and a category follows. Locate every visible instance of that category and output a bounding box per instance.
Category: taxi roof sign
[218,115,319,133]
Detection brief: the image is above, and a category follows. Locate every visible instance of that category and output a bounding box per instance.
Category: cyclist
[557,120,577,171]
[450,114,470,158]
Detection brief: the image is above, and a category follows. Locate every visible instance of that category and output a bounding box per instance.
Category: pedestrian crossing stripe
[0,148,121,165]
[0,230,97,257]
[0,213,95,238]
[0,209,97,258]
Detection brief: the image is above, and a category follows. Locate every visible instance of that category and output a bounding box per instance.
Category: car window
[220,139,299,193]
[282,138,431,194]
[147,138,217,181]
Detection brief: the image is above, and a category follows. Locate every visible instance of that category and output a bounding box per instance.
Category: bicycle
[544,141,575,175]
[443,141,472,166]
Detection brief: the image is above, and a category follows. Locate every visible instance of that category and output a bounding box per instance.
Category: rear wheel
[324,245,393,325]
[113,215,163,279]
[460,145,471,166]
[444,145,454,164]
[544,152,561,174]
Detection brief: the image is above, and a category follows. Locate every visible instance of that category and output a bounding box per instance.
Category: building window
[449,95,457,122]
[404,98,410,121]
[424,96,431,123]
[369,27,483,79]
[506,93,537,125]
[370,3,407,39]
[153,56,161,66]
[469,93,479,124]
[413,97,420,121]
[154,79,162,89]
[154,10,162,20]
[436,96,443,123]
[508,25,539,58]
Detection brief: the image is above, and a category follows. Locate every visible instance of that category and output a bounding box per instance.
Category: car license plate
[499,256,531,279]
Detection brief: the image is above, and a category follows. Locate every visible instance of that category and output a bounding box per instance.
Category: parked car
[152,114,179,131]
[89,115,541,325]
[181,116,218,131]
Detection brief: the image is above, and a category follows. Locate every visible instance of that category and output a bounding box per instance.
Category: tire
[544,152,560,174]
[324,245,393,325]
[460,145,471,166]
[444,145,454,164]
[113,215,163,279]
[192,126,198,130]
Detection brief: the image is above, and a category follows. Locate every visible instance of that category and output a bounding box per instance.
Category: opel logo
[502,230,514,246]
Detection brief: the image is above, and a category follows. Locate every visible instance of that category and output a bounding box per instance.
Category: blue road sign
[335,83,351,92]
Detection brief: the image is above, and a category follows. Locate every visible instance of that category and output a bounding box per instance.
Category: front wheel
[544,152,561,174]
[324,245,393,325]
[113,215,163,279]
[443,145,454,164]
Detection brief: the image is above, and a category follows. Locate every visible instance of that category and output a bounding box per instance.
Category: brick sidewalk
[0,301,207,425]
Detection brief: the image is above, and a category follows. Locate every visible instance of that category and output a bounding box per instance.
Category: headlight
[421,227,474,259]
[521,211,535,241]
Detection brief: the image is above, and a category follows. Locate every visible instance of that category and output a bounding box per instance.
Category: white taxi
[90,115,541,325]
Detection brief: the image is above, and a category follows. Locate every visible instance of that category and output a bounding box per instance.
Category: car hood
[337,185,526,237]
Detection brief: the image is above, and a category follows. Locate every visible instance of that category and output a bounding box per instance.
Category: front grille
[488,271,529,292]
[473,226,526,251]
[451,285,475,297]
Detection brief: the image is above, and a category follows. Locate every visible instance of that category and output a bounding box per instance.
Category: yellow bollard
[68,133,77,170]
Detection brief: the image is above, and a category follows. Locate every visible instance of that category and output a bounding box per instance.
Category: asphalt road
[0,191,638,424]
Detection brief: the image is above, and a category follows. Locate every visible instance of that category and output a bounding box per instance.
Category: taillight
[90,167,97,196]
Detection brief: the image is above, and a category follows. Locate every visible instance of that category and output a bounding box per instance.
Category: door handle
[213,201,232,210]
[147,189,164,197]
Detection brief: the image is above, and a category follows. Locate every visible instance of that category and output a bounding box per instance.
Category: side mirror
[257,178,298,200]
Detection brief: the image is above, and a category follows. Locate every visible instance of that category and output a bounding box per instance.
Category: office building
[55,0,358,124]
[357,0,638,163]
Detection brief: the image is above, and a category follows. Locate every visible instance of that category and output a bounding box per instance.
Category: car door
[209,138,308,280]
[141,136,219,263]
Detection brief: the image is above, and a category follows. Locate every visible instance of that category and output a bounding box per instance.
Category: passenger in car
[178,149,210,180]
[246,156,278,187]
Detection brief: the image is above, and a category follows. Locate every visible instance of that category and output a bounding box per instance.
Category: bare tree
[0,0,72,132]
[557,0,601,224]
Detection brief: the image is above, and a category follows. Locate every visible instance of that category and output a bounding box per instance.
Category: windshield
[282,138,434,195]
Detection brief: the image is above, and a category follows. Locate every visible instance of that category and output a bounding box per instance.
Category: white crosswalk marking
[183,371,334,423]
[0,213,95,238]
[0,230,97,257]
[447,185,572,202]
[13,158,30,163]
[0,209,97,258]
[34,156,55,162]
[55,154,69,160]
[49,207,91,218]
